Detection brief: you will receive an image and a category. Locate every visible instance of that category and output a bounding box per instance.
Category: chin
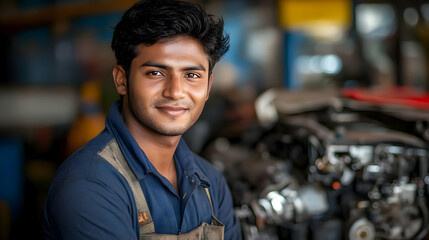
[153,126,189,137]
[160,132,183,137]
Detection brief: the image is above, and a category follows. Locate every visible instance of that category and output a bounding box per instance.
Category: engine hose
[412,196,429,240]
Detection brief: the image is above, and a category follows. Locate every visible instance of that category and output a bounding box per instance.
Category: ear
[113,65,127,96]
[206,73,214,101]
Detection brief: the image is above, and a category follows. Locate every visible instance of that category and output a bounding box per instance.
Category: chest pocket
[99,139,225,240]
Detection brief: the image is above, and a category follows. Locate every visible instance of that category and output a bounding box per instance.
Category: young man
[43,0,242,239]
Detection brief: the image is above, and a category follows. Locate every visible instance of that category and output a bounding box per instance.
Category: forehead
[133,36,209,66]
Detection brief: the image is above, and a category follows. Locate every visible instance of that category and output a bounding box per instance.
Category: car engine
[204,89,429,240]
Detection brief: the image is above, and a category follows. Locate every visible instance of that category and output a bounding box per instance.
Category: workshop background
[1,0,429,239]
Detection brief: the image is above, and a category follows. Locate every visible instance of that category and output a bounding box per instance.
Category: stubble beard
[126,94,203,137]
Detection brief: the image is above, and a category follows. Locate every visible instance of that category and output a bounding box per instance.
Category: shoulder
[52,131,117,187]
[44,131,138,239]
[49,130,136,201]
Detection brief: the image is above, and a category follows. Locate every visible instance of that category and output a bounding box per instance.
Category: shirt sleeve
[215,175,243,240]
[44,178,138,240]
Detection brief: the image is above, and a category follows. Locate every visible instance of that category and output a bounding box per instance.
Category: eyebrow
[140,62,206,72]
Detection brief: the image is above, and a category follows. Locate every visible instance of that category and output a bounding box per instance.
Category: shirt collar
[105,101,210,186]
[174,139,210,187]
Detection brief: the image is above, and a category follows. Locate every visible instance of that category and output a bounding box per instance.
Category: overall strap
[136,188,224,240]
[98,139,155,236]
[204,188,214,221]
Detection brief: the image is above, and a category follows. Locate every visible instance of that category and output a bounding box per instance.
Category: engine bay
[205,89,429,240]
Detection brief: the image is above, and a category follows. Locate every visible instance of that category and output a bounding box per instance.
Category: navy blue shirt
[43,101,242,240]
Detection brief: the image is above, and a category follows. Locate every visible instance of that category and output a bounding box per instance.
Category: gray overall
[98,139,225,240]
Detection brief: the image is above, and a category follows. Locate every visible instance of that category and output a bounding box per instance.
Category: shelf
[0,0,136,34]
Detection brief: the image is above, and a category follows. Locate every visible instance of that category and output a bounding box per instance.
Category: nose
[162,74,185,100]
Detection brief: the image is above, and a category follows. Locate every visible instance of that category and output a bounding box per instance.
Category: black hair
[111,0,230,75]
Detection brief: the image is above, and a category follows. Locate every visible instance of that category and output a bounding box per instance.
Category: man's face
[120,36,212,136]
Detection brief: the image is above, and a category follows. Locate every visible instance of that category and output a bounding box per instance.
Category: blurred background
[1,0,429,239]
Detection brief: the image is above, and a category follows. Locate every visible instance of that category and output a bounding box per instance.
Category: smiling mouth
[156,105,188,116]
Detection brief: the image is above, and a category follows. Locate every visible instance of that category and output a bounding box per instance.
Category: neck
[135,129,181,193]
[139,132,181,172]
[121,103,180,192]
[127,118,181,172]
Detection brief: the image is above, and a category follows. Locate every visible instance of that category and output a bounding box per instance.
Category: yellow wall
[278,0,352,29]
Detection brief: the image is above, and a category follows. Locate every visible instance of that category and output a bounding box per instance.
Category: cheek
[188,82,210,101]
[131,80,162,99]
[190,89,209,105]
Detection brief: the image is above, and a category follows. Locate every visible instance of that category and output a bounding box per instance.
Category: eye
[147,71,163,76]
[185,73,201,79]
